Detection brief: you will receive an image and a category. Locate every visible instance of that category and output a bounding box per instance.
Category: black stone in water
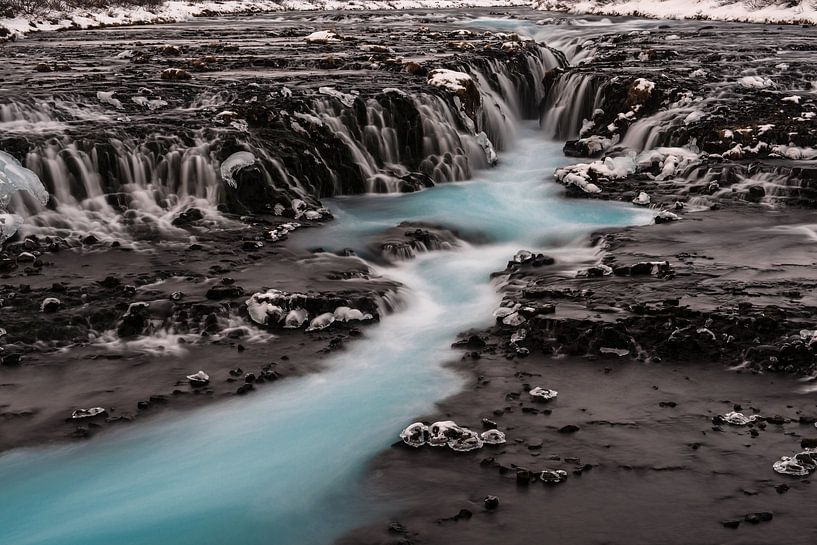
[559,424,580,434]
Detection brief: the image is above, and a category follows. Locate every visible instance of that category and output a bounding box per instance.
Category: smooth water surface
[0,125,650,545]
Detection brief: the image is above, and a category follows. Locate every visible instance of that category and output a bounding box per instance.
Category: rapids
[0,121,649,545]
[0,12,664,545]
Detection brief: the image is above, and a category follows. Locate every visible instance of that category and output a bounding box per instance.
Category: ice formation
[71,407,107,419]
[219,151,256,188]
[283,308,309,329]
[186,370,210,387]
[305,30,340,44]
[0,151,49,243]
[773,449,817,477]
[333,307,373,322]
[400,422,428,448]
[448,429,484,452]
[530,387,558,401]
[721,411,760,426]
[306,312,335,332]
[480,429,507,445]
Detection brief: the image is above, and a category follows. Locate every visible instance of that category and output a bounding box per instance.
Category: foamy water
[0,124,651,545]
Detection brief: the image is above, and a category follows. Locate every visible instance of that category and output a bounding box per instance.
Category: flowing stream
[0,122,650,545]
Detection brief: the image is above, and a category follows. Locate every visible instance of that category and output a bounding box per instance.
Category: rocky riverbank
[1,8,557,452]
[340,204,817,545]
[338,15,817,545]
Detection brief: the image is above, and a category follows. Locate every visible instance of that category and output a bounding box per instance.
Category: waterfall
[0,45,561,242]
[539,72,601,140]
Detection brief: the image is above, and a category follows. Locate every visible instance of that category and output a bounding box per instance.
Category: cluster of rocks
[368,222,461,263]
[245,289,376,331]
[542,24,817,208]
[399,420,507,453]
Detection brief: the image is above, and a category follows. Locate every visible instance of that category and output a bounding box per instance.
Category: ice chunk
[245,290,286,325]
[428,421,465,447]
[655,210,680,224]
[283,308,308,329]
[721,411,760,426]
[0,151,49,209]
[306,312,335,332]
[480,429,507,445]
[305,30,340,44]
[530,387,558,401]
[0,213,23,245]
[632,192,650,206]
[97,91,123,109]
[773,449,817,476]
[540,469,569,484]
[400,422,428,448]
[186,370,210,387]
[71,407,107,419]
[333,306,373,322]
[476,131,497,165]
[513,250,533,264]
[738,76,775,89]
[220,151,256,188]
[448,429,484,452]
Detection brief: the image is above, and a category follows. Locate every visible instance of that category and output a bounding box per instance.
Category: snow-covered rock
[333,306,373,322]
[533,0,817,26]
[306,312,335,332]
[305,30,340,44]
[400,422,428,448]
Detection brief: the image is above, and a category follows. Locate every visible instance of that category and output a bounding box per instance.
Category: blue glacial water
[0,124,651,545]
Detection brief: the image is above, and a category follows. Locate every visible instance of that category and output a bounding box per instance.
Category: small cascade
[540,72,601,140]
[0,44,560,242]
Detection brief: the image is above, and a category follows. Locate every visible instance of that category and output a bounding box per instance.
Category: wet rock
[452,335,486,349]
[744,512,773,524]
[40,297,61,313]
[116,302,150,337]
[559,424,580,434]
[206,284,245,300]
[1,353,22,367]
[483,495,500,510]
[801,438,817,449]
[172,207,204,226]
[236,383,254,395]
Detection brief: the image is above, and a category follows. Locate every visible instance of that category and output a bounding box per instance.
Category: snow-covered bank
[535,0,817,25]
[0,0,527,38]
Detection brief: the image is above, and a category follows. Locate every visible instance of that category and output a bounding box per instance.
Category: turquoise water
[0,125,650,545]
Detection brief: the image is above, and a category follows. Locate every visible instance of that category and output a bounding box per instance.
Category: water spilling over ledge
[2,8,817,545]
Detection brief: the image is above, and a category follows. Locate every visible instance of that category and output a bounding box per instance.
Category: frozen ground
[535,0,817,25]
[0,0,528,38]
